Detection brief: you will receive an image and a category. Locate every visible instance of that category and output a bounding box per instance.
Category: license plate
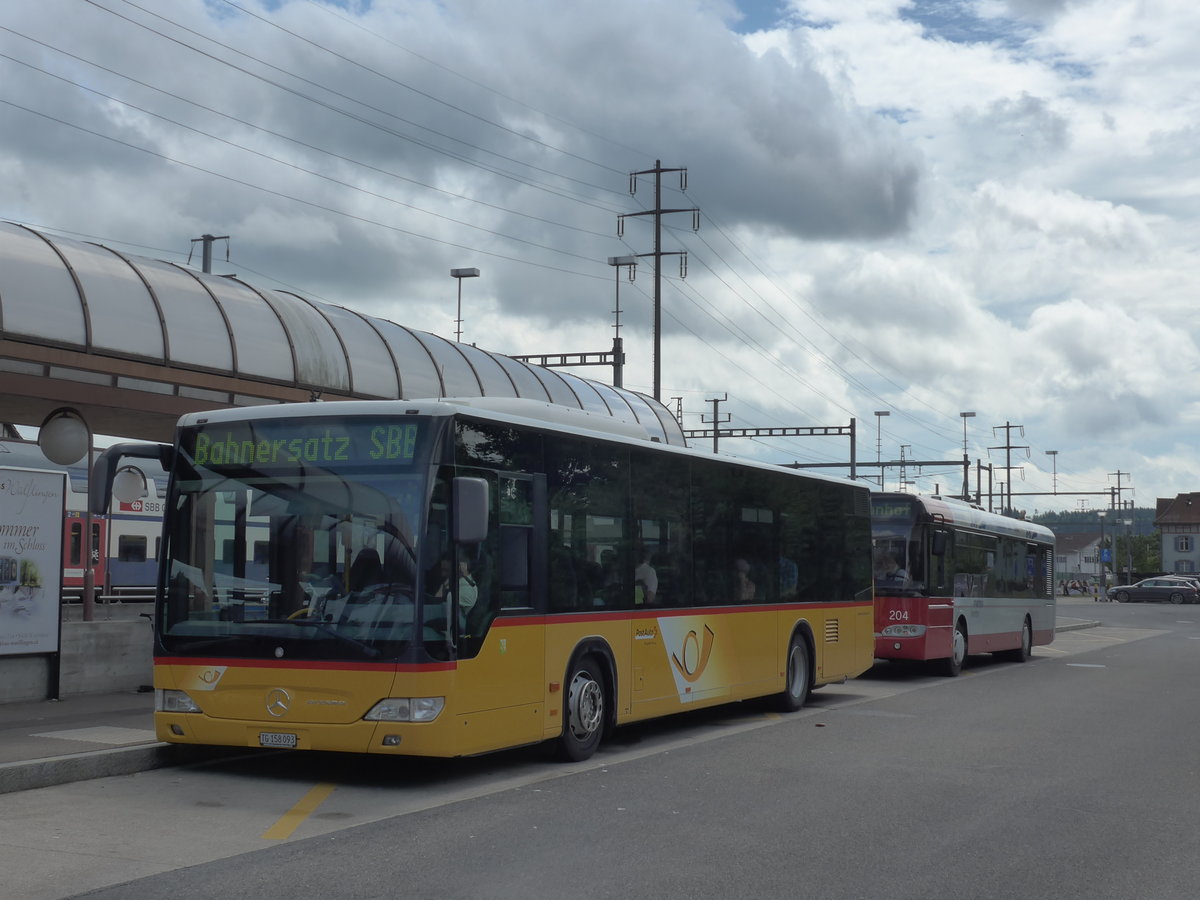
[259,731,298,748]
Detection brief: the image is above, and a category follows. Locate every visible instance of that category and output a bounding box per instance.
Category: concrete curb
[1055,618,1101,633]
[0,743,174,795]
[0,743,242,796]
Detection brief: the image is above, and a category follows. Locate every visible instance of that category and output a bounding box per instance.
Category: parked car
[1108,577,1200,604]
[1168,575,1200,589]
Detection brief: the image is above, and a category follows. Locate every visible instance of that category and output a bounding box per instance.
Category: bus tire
[558,655,606,762]
[1000,617,1032,662]
[939,620,967,677]
[778,634,811,713]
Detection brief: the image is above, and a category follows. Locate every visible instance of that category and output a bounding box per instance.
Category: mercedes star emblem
[266,688,291,718]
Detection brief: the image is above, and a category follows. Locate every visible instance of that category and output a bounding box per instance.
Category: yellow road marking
[262,783,337,841]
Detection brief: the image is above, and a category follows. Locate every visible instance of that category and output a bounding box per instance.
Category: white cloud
[0,0,1198,510]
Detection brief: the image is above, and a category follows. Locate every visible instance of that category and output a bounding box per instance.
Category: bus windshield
[158,415,438,662]
[870,495,925,594]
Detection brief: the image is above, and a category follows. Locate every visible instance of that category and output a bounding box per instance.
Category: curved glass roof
[0,221,685,445]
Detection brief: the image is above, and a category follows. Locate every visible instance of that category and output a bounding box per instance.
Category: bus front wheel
[558,656,605,761]
[778,635,811,712]
[939,620,967,677]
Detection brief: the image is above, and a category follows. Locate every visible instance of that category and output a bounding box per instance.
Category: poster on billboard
[0,467,66,656]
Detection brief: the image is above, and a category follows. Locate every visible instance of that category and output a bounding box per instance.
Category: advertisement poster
[0,467,66,656]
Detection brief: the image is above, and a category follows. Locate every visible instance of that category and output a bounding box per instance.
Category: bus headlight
[156,689,203,713]
[881,624,927,637]
[364,697,445,722]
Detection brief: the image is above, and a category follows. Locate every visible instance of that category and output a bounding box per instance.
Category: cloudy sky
[2,0,1196,514]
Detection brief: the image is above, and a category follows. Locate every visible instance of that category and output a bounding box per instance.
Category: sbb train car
[2,437,165,601]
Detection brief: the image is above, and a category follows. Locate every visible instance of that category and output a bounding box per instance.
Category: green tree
[1113,533,1161,579]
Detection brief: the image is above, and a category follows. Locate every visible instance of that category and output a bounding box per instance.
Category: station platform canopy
[0,221,683,446]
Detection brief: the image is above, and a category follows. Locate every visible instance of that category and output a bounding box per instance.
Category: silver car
[1108,577,1200,604]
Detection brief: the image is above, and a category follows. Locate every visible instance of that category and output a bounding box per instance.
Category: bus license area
[876,599,927,639]
[259,731,298,748]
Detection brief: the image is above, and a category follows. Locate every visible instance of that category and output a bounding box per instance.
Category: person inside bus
[435,555,478,618]
[379,517,418,590]
[349,547,385,592]
[634,549,657,605]
[874,551,910,588]
[735,557,756,602]
[548,542,581,610]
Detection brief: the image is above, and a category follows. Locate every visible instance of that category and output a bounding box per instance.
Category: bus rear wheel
[1000,617,1032,662]
[939,620,967,677]
[778,635,811,712]
[558,656,605,761]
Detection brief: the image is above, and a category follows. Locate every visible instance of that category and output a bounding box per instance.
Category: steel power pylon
[509,350,623,388]
[685,415,859,480]
[988,421,1029,514]
[618,160,699,401]
[189,233,230,274]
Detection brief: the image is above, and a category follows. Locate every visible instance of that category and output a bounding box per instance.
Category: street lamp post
[450,267,480,342]
[39,408,95,621]
[607,256,637,388]
[1097,510,1108,600]
[874,411,889,489]
[960,411,975,500]
[1122,517,1133,585]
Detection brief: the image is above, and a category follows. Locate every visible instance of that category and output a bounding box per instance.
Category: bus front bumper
[154,712,457,757]
[873,625,953,662]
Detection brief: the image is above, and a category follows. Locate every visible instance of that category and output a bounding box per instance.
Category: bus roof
[177,398,872,493]
[873,492,1055,543]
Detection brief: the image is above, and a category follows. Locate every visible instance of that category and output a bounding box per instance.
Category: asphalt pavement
[0,596,1104,795]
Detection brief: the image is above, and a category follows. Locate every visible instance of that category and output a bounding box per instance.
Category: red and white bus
[871,493,1056,676]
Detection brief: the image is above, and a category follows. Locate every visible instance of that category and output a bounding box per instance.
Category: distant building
[1154,494,1200,575]
[1054,531,1103,583]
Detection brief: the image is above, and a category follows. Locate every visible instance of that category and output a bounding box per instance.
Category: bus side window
[545,437,627,611]
[631,449,690,608]
[499,524,530,604]
[931,529,951,591]
[496,473,536,611]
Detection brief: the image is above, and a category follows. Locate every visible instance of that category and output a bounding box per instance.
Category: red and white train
[2,438,164,602]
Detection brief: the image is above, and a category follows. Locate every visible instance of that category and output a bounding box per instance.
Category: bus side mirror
[89,442,173,516]
[931,531,947,556]
[452,477,489,545]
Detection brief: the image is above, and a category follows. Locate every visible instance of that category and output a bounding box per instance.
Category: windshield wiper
[263,618,381,658]
[166,635,255,654]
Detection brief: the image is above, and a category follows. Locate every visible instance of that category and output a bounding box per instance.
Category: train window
[69,522,82,566]
[118,535,148,563]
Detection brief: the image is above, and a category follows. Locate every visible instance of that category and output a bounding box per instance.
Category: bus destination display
[871,498,916,521]
[185,419,424,471]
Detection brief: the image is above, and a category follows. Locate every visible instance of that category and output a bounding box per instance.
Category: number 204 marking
[888,609,909,621]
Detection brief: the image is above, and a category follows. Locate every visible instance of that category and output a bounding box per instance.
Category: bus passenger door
[451,473,545,754]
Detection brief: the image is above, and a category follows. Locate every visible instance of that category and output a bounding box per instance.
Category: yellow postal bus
[93,398,874,761]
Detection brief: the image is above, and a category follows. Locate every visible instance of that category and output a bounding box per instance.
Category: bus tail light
[364,697,445,722]
[156,689,203,714]
[881,624,926,637]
